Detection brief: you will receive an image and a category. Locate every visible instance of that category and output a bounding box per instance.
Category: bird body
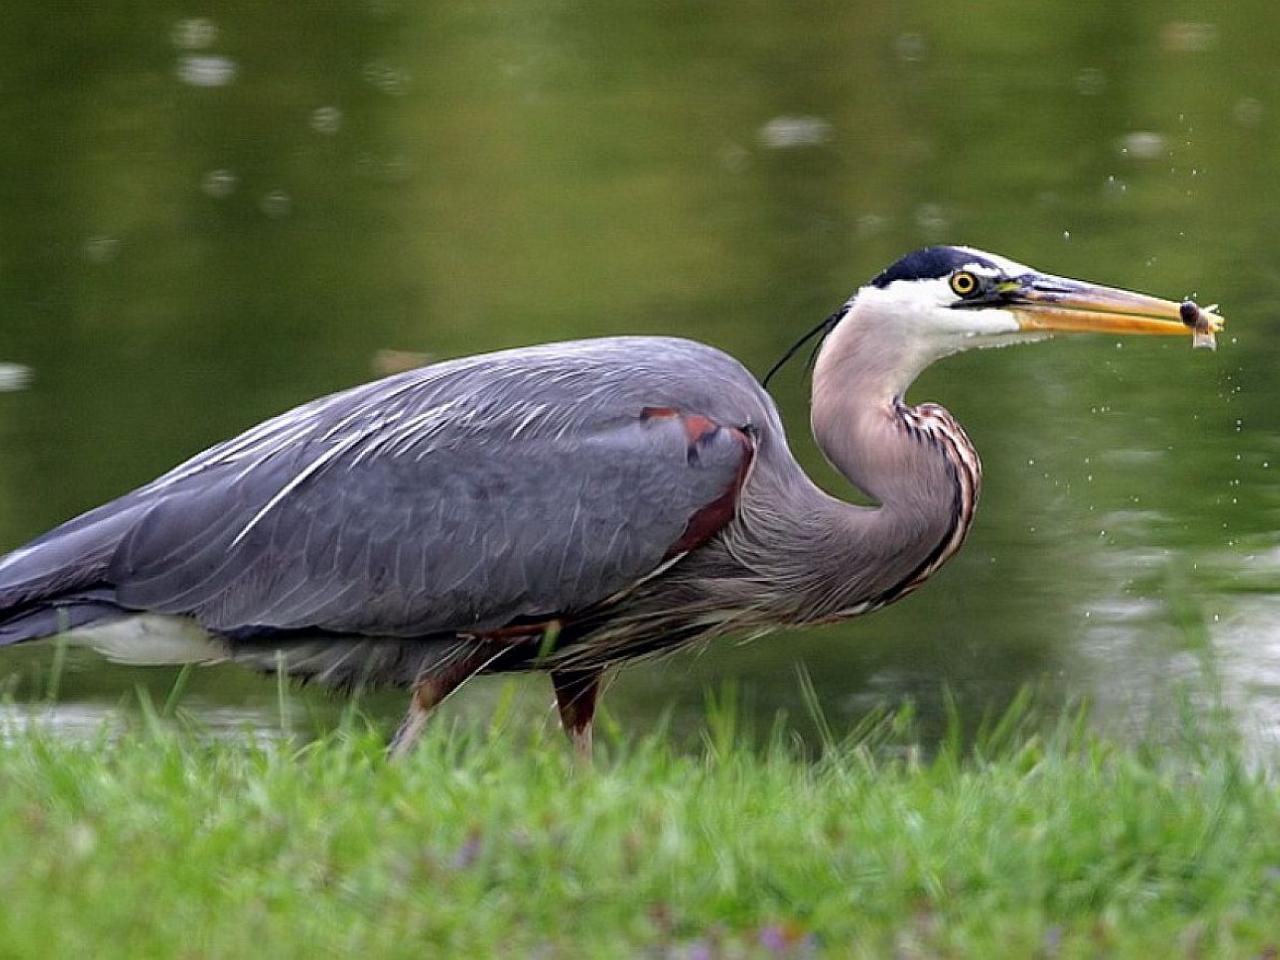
[0,338,767,662]
[0,246,1222,754]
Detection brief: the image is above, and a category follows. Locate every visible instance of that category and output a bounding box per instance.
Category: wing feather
[91,337,770,638]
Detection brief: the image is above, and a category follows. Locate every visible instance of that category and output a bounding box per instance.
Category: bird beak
[1006,274,1224,340]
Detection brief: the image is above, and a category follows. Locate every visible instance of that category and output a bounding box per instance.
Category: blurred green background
[0,1,1276,748]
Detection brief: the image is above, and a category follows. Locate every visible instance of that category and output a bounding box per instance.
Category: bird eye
[950,271,980,297]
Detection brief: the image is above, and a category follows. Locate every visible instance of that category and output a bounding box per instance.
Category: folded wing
[0,337,767,645]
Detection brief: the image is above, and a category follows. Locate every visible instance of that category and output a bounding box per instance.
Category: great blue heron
[0,246,1221,756]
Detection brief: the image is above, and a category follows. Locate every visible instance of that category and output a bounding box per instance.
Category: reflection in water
[259,190,292,219]
[0,701,294,745]
[310,107,344,136]
[1220,596,1280,750]
[84,236,121,264]
[1159,21,1218,53]
[175,55,238,88]
[1118,131,1166,160]
[757,116,832,150]
[913,203,950,239]
[362,62,410,97]
[892,32,928,63]
[1074,67,1108,97]
[1,703,126,743]
[201,170,238,199]
[171,18,219,51]
[1234,98,1265,128]
[0,364,32,393]
[0,1,1276,750]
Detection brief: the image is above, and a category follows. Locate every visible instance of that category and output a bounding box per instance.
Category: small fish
[1179,300,1220,351]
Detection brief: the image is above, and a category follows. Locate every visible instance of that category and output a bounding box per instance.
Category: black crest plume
[761,306,847,389]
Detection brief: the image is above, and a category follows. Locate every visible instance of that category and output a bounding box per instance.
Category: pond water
[1,2,1277,750]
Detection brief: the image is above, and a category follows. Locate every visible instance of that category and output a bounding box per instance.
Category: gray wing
[0,337,774,642]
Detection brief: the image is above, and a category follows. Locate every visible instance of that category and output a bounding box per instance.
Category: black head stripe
[870,246,999,288]
[764,246,1004,390]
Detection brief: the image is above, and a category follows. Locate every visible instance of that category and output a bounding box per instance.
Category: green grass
[0,698,1277,959]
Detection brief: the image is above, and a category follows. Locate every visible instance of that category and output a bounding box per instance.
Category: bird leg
[387,643,504,760]
[551,669,602,761]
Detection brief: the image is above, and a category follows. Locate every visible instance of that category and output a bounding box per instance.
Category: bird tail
[0,498,490,694]
[0,589,127,646]
[0,499,148,645]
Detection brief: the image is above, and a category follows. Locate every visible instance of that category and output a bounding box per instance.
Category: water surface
[1,1,1277,748]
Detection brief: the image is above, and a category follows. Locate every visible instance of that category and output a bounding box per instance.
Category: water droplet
[379,155,415,183]
[362,61,409,95]
[893,32,927,63]
[310,106,343,135]
[171,18,218,50]
[757,116,832,150]
[85,236,120,263]
[914,203,949,239]
[176,54,237,87]
[1159,21,1218,54]
[854,213,887,239]
[259,190,291,219]
[0,363,33,392]
[1233,97,1264,127]
[201,169,237,199]
[718,143,750,174]
[1074,67,1107,96]
[1117,131,1165,160]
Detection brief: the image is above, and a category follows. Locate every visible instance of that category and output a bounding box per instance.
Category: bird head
[784,245,1223,397]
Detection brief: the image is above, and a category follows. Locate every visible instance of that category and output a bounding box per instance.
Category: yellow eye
[950,271,979,297]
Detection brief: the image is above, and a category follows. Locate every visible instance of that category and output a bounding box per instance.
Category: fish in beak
[1003,274,1224,349]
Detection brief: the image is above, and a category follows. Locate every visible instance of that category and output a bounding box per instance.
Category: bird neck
[799,321,981,615]
[810,320,957,506]
[812,389,968,513]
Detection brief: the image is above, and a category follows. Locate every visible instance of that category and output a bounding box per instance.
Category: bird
[0,246,1221,757]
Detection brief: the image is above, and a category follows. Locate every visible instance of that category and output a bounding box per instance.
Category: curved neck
[665,312,982,630]
[779,315,981,618]
[811,314,963,508]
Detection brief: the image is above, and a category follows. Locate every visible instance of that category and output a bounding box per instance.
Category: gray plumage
[0,245,1192,755]
[0,325,971,684]
[0,338,770,655]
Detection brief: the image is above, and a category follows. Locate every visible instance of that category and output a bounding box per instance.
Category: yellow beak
[1008,275,1224,342]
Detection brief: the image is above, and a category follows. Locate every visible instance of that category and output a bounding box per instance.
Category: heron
[0,246,1221,757]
